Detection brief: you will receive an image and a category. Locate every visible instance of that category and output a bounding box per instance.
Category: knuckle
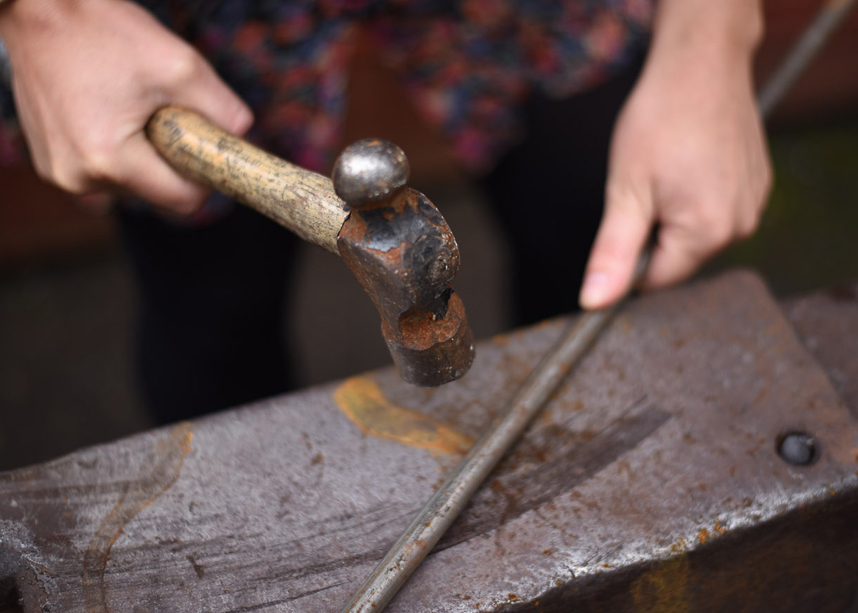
[82,151,114,184]
[51,164,90,195]
[78,136,118,184]
[75,122,131,185]
[31,149,88,194]
[695,210,732,250]
[690,197,742,247]
[691,204,722,235]
[39,150,89,194]
[164,49,204,85]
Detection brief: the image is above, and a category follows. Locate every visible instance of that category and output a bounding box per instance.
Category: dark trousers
[117,59,641,424]
[116,204,299,423]
[482,59,642,326]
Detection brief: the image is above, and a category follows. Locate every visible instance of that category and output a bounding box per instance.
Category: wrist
[0,0,22,39]
[647,0,764,73]
[0,0,74,51]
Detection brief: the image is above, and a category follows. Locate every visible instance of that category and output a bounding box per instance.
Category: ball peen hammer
[145,106,475,387]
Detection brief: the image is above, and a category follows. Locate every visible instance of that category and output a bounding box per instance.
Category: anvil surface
[0,271,856,612]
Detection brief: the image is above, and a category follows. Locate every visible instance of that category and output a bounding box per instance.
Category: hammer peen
[145,106,475,387]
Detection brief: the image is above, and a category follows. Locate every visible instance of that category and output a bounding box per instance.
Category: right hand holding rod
[579,0,773,310]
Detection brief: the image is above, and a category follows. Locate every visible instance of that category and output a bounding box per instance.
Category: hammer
[145,106,475,387]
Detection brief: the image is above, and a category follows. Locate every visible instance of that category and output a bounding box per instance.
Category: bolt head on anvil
[332,139,475,387]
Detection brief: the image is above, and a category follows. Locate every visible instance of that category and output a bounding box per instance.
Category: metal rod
[340,1,856,609]
[340,304,620,613]
[758,0,856,118]
[341,252,649,613]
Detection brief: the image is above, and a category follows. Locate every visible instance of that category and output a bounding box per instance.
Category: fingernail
[580,272,610,309]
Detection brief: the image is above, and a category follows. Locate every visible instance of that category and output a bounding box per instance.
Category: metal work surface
[785,280,858,419]
[0,271,856,612]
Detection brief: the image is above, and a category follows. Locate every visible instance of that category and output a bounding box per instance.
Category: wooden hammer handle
[146,106,348,254]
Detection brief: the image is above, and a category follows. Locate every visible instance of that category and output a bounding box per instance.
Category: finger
[167,55,254,137]
[579,182,654,310]
[131,54,252,214]
[112,133,212,214]
[643,223,722,289]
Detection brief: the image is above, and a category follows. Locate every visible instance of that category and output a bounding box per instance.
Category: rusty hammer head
[332,139,475,387]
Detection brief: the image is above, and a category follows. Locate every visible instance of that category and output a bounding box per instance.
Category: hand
[579,1,772,310]
[0,0,252,215]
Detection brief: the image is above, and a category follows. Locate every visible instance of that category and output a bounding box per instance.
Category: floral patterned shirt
[0,0,652,175]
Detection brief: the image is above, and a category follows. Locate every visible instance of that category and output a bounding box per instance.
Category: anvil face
[0,271,856,612]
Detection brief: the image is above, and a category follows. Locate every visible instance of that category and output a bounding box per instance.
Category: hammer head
[333,139,475,387]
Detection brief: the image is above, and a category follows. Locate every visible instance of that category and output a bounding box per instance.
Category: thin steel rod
[340,303,620,613]
[340,2,856,610]
[341,253,649,613]
[758,0,856,118]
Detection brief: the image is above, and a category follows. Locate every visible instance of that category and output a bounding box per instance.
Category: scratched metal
[0,271,856,612]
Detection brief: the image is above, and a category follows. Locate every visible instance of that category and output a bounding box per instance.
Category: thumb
[124,54,253,214]
[579,181,654,310]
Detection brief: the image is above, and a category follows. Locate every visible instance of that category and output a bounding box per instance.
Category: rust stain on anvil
[334,376,473,455]
[82,422,193,612]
